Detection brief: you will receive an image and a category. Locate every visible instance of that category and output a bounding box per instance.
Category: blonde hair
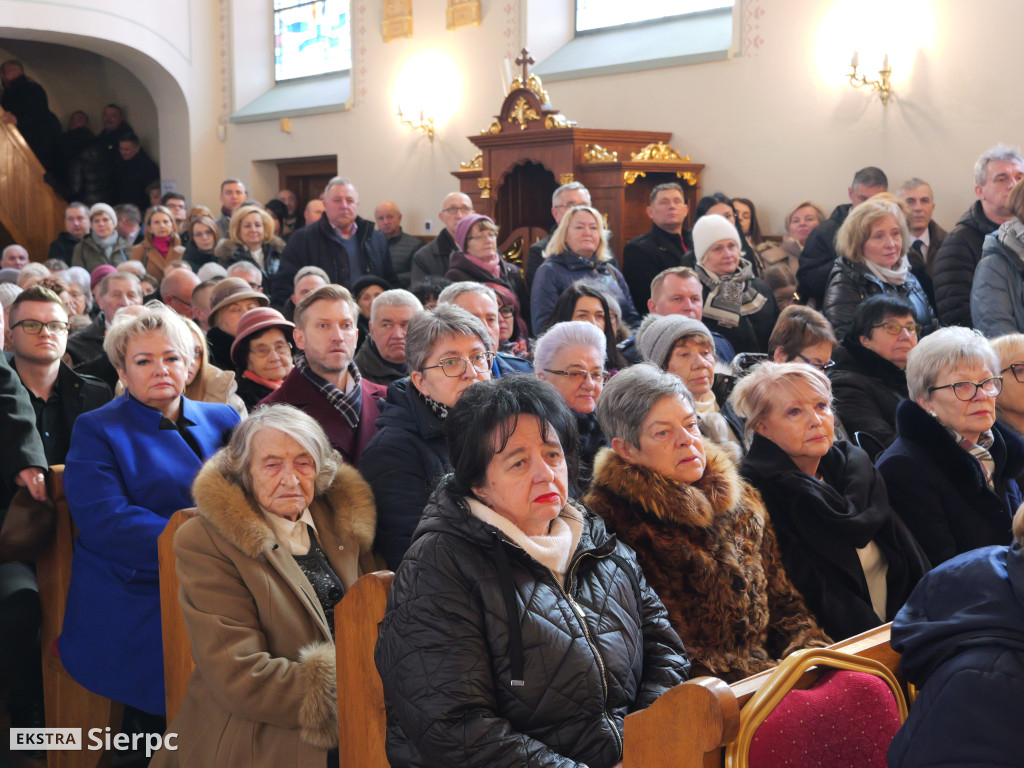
[729,361,833,442]
[543,206,614,263]
[103,301,195,373]
[143,206,182,250]
[229,204,274,247]
[835,194,910,265]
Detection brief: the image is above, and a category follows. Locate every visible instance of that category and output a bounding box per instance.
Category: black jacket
[696,269,779,354]
[741,436,929,642]
[1,74,64,179]
[822,256,937,341]
[575,410,607,492]
[114,148,160,212]
[0,354,46,504]
[622,224,695,312]
[353,339,406,387]
[214,238,285,281]
[234,375,274,413]
[932,201,999,327]
[361,378,451,570]
[410,230,457,290]
[47,231,81,264]
[797,203,849,308]
[205,326,237,374]
[828,338,908,457]
[65,313,106,366]
[271,215,397,306]
[182,239,216,273]
[877,400,1024,568]
[375,483,690,768]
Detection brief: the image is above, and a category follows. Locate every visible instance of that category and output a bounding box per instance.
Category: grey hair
[899,177,932,195]
[729,361,833,442]
[56,267,93,310]
[534,320,606,373]
[294,265,329,287]
[437,280,499,307]
[98,271,141,297]
[324,176,356,197]
[906,326,1000,402]
[851,167,888,190]
[2,244,27,259]
[596,362,695,448]
[553,181,591,207]
[649,182,684,206]
[405,303,492,372]
[226,261,262,279]
[216,403,340,497]
[196,262,228,281]
[103,301,195,372]
[370,288,423,323]
[16,263,49,289]
[974,143,1024,187]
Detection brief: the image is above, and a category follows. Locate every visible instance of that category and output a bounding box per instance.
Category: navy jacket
[60,395,240,714]
[888,544,1024,768]
[531,250,641,333]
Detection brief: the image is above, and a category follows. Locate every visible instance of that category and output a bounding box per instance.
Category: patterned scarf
[697,259,766,329]
[295,351,362,429]
[418,388,449,420]
[939,421,996,488]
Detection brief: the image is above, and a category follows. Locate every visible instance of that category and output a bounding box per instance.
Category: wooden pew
[157,509,197,723]
[334,570,394,768]
[623,623,901,768]
[36,465,123,768]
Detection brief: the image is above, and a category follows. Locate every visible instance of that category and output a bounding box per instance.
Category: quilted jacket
[374,483,690,768]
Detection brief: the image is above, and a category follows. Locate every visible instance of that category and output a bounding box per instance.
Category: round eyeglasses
[422,351,494,377]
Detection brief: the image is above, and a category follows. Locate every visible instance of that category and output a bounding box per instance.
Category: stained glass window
[575,0,733,34]
[274,0,352,82]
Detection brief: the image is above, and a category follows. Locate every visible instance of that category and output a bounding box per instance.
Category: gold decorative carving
[460,152,483,171]
[630,141,687,162]
[382,0,413,42]
[477,177,491,199]
[677,171,699,186]
[559,173,575,184]
[583,144,618,163]
[446,0,481,29]
[624,171,647,185]
[480,119,502,135]
[545,113,570,129]
[510,73,551,105]
[503,236,524,266]
[508,97,540,131]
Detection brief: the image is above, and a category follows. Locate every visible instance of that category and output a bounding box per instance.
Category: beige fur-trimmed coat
[151,451,377,768]
[584,442,830,683]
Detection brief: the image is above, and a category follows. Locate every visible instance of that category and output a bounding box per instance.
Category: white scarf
[693,391,743,461]
[864,256,909,286]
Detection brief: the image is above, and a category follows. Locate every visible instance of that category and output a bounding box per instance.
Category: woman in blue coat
[61,304,240,716]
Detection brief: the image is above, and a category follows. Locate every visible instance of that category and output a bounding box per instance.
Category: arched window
[575,0,733,34]
[274,0,352,82]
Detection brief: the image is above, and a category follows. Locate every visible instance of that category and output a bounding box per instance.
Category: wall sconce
[396,107,435,141]
[848,51,892,105]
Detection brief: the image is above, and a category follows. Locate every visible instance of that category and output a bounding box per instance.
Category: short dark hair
[10,285,67,324]
[850,295,915,341]
[852,166,888,190]
[120,133,140,146]
[104,103,123,115]
[445,376,578,497]
[162,192,185,205]
[546,282,627,369]
[768,305,836,359]
[411,275,451,307]
[115,204,141,224]
[694,192,735,221]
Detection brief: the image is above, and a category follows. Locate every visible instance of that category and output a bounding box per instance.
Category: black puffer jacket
[375,483,690,768]
[932,201,999,327]
[796,203,849,308]
[822,256,937,341]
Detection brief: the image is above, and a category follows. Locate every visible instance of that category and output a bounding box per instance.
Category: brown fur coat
[584,442,830,682]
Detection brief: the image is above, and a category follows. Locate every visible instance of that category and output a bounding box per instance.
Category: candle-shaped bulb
[883,53,889,70]
[851,50,859,68]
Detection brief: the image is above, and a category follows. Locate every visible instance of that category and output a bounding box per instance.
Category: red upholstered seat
[747,669,901,768]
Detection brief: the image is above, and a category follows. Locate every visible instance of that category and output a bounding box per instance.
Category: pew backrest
[158,508,197,722]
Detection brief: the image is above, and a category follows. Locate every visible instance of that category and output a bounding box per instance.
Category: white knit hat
[0,282,23,310]
[89,202,117,224]
[692,215,741,263]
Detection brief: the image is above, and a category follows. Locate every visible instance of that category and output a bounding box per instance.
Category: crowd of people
[3,128,1024,767]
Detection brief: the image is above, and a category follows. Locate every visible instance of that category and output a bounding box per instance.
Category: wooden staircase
[0,105,66,262]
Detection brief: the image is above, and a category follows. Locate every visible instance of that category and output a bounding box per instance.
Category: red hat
[90,264,117,289]
[230,307,294,369]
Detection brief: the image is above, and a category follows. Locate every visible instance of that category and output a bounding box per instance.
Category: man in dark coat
[796,166,888,307]
[374,200,422,289]
[0,60,64,182]
[622,182,695,312]
[272,178,398,307]
[932,143,1024,327]
[65,272,142,367]
[409,192,472,289]
[113,134,160,212]
[47,203,91,263]
[260,284,385,467]
[898,177,946,306]
[524,181,592,289]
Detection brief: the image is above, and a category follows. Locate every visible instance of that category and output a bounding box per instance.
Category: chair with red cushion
[724,648,908,768]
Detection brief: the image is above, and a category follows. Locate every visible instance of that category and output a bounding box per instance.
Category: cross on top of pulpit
[515,48,534,82]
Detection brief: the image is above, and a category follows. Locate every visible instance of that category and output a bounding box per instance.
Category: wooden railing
[0,106,66,262]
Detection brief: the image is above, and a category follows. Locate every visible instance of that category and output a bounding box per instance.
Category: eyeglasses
[1002,363,1024,384]
[423,351,494,377]
[796,353,835,371]
[871,321,921,337]
[928,376,1003,401]
[166,294,192,309]
[441,206,472,216]
[543,368,610,384]
[250,341,291,359]
[498,306,515,318]
[12,319,69,335]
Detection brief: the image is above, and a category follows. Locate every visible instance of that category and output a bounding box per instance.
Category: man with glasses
[437,282,533,377]
[829,295,919,458]
[410,192,474,289]
[160,267,200,319]
[525,182,592,289]
[227,261,264,293]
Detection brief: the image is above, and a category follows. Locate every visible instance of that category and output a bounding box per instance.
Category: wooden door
[277,156,338,214]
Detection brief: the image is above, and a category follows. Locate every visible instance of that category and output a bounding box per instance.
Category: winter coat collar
[377,377,444,440]
[957,200,1000,237]
[316,213,377,247]
[588,441,741,528]
[546,249,612,273]
[833,337,909,394]
[191,451,376,560]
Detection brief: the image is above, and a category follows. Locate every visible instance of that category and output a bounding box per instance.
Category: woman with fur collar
[585,363,830,682]
[152,404,378,768]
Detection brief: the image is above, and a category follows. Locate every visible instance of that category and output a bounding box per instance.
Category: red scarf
[243,369,284,390]
[152,236,173,256]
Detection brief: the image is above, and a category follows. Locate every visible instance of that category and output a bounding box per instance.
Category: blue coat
[530,250,641,332]
[888,544,1024,767]
[60,395,240,715]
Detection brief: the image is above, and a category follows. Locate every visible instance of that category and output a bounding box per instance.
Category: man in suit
[622,182,695,312]
[899,177,946,307]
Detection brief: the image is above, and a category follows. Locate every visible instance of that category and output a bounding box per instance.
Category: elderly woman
[361,304,492,570]
[376,375,690,768]
[182,215,220,272]
[446,213,531,335]
[991,333,1024,436]
[152,405,377,768]
[828,295,918,458]
[131,205,186,282]
[637,314,745,460]
[60,305,241,716]
[229,307,294,411]
[695,193,763,275]
[545,282,629,370]
[531,205,640,332]
[204,276,269,372]
[693,214,779,354]
[71,203,132,272]
[56,266,92,321]
[877,326,1024,567]
[733,362,929,642]
[535,321,609,489]
[769,304,837,368]
[971,181,1024,336]
[822,195,936,341]
[215,204,284,279]
[585,364,830,681]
